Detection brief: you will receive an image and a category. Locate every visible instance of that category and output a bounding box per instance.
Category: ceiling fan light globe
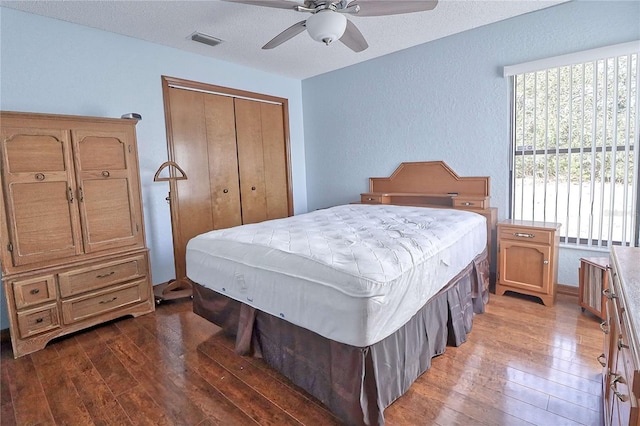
[306,10,347,45]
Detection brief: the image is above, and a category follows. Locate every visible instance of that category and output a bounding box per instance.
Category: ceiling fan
[224,0,438,52]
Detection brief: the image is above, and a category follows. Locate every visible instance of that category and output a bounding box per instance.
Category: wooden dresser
[602,246,640,426]
[496,220,561,306]
[0,111,154,358]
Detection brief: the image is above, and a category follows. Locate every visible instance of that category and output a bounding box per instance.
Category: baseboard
[557,284,579,297]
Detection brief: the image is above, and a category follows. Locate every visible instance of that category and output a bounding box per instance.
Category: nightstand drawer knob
[514,232,535,238]
[367,197,374,201]
[462,202,473,206]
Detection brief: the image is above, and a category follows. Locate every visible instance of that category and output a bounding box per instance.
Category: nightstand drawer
[12,275,57,309]
[17,303,60,338]
[499,225,554,245]
[452,197,489,209]
[58,255,147,298]
[61,279,149,324]
[360,193,390,204]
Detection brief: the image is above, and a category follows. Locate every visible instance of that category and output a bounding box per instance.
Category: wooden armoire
[161,76,293,285]
[0,111,154,358]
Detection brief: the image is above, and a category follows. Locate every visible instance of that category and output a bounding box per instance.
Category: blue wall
[0,7,307,329]
[301,0,640,286]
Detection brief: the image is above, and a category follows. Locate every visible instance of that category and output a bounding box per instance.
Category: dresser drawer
[12,274,57,309]
[58,255,147,298]
[61,279,149,324]
[499,225,554,245]
[17,303,60,338]
[453,197,489,209]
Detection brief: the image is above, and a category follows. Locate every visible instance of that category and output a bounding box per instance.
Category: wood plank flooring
[1,292,604,425]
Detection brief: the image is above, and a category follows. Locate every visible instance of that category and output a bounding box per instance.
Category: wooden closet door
[234,98,289,224]
[72,127,144,253]
[0,126,83,267]
[167,87,241,280]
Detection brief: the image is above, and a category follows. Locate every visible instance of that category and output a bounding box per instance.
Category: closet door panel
[234,98,268,225]
[203,93,242,230]
[168,88,215,280]
[0,127,83,267]
[259,102,290,220]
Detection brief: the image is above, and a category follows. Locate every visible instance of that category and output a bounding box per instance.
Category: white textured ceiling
[1,0,566,79]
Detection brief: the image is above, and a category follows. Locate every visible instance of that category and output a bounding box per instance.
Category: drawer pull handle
[610,374,629,402]
[35,318,44,324]
[96,271,115,279]
[35,173,46,181]
[223,189,229,193]
[367,198,374,201]
[603,288,617,299]
[99,297,117,304]
[599,321,609,334]
[597,353,607,367]
[461,202,474,206]
[618,339,629,350]
[101,170,110,178]
[251,186,256,191]
[30,288,40,295]
[514,232,535,238]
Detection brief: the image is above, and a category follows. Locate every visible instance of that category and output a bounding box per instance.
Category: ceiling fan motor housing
[305,10,347,45]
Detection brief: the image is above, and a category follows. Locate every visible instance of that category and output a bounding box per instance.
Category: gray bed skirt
[192,249,489,425]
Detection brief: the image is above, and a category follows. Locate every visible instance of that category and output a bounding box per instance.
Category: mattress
[186,204,487,347]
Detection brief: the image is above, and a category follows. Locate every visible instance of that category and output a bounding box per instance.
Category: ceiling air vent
[190,32,224,47]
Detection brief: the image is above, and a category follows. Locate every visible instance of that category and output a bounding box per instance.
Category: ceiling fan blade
[339,20,368,52]
[346,0,438,17]
[222,0,302,11]
[262,20,307,49]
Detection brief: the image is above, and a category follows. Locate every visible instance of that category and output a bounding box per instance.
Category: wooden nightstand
[496,220,561,306]
[578,257,609,320]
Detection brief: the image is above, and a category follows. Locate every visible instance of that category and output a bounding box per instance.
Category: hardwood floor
[1,292,604,425]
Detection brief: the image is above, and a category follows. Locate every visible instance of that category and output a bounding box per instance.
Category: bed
[187,162,495,425]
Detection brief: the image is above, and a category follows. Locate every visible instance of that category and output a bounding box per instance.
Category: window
[505,42,640,248]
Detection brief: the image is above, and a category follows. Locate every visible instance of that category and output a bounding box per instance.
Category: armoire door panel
[75,134,128,171]
[8,181,82,265]
[204,93,242,230]
[259,102,290,220]
[0,128,83,266]
[80,178,137,251]
[73,129,143,253]
[234,98,268,224]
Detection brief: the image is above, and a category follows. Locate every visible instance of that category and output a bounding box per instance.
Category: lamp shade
[306,10,347,45]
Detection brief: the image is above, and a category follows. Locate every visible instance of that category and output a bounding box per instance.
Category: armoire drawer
[17,303,60,338]
[58,254,147,298]
[499,225,554,245]
[61,279,149,324]
[11,274,57,309]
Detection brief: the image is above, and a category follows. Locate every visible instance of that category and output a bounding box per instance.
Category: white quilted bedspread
[187,204,487,346]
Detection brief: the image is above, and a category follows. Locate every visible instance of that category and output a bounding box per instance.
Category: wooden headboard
[360,161,497,284]
[369,161,489,197]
